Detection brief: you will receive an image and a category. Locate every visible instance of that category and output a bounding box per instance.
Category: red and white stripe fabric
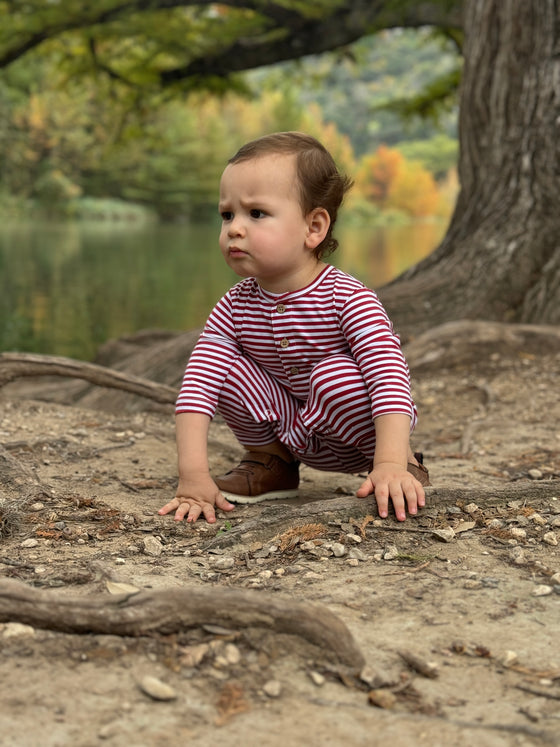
[176,265,417,471]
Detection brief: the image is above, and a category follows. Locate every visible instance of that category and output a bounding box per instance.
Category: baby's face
[218,154,321,293]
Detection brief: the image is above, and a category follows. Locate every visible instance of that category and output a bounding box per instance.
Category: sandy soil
[0,332,559,747]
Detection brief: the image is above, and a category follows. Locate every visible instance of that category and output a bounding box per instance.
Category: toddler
[159,132,429,525]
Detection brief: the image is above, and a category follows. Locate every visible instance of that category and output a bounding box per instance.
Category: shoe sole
[221,489,299,505]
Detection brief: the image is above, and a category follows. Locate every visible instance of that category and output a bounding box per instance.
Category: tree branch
[0,0,463,75]
[0,353,177,405]
[0,578,365,672]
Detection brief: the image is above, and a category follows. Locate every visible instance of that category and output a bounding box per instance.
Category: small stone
[509,546,526,564]
[212,556,235,570]
[529,513,547,526]
[543,532,558,546]
[30,503,45,512]
[309,671,325,686]
[258,570,273,580]
[383,545,399,560]
[499,650,518,667]
[223,643,241,665]
[346,533,362,544]
[21,538,39,548]
[143,536,163,557]
[274,568,285,576]
[532,585,553,597]
[528,469,543,480]
[346,558,359,567]
[551,517,560,528]
[348,548,368,561]
[510,527,527,539]
[486,519,504,529]
[463,579,482,590]
[263,680,282,698]
[2,622,35,638]
[368,689,397,709]
[464,503,479,514]
[139,675,177,701]
[331,543,346,557]
[432,528,456,543]
[550,572,560,584]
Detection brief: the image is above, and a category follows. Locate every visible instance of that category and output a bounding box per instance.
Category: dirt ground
[0,323,559,747]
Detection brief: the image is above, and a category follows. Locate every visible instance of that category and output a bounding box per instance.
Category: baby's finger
[185,503,202,523]
[158,498,179,516]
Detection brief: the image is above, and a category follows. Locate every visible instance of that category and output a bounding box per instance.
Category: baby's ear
[305,208,330,250]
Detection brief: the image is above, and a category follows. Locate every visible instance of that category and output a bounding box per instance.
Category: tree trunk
[380,0,560,338]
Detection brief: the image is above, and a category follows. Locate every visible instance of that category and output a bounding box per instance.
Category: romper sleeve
[339,288,417,426]
[175,291,242,418]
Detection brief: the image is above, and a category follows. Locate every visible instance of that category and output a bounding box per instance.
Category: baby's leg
[216,355,299,453]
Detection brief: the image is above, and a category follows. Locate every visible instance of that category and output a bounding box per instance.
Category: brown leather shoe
[407,452,431,486]
[215,451,300,504]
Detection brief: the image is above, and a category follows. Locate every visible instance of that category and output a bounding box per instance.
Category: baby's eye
[250,209,266,219]
[221,211,233,221]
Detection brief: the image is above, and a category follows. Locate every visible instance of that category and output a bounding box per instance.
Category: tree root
[205,482,559,549]
[0,577,365,673]
[0,352,177,405]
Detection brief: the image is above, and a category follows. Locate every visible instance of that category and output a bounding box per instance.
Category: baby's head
[227,132,353,258]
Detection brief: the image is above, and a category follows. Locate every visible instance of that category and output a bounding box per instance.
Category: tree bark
[380,0,560,338]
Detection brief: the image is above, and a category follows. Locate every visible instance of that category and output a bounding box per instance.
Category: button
[280,338,290,348]
[289,366,299,375]
[276,304,286,314]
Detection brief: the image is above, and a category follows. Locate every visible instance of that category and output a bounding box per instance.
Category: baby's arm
[158,412,235,523]
[356,413,425,521]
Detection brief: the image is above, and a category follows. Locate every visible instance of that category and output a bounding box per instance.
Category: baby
[159,131,429,525]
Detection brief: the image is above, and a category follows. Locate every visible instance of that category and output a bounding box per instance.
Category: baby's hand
[356,462,425,522]
[158,474,235,524]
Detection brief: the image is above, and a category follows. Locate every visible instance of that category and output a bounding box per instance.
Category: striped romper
[176,265,417,474]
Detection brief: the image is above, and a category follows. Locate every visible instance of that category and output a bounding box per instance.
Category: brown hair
[228,131,353,258]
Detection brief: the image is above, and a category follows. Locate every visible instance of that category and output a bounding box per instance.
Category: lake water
[0,219,446,360]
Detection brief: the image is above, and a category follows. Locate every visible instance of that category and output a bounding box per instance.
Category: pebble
[263,680,282,698]
[528,469,543,480]
[331,543,346,557]
[308,671,325,686]
[143,536,163,557]
[543,532,558,546]
[486,519,504,529]
[348,548,368,562]
[138,675,177,701]
[510,527,527,539]
[509,546,526,564]
[30,502,45,512]
[532,585,553,597]
[383,545,399,560]
[368,689,397,709]
[21,538,39,548]
[529,513,547,526]
[2,622,35,638]
[551,517,560,528]
[551,572,560,584]
[464,503,479,514]
[213,556,235,570]
[346,533,362,544]
[499,650,518,666]
[463,579,482,590]
[346,558,359,567]
[432,528,456,543]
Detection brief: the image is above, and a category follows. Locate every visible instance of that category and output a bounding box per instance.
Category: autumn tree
[0,0,558,332]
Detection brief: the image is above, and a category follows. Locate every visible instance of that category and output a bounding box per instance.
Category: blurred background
[0,23,460,360]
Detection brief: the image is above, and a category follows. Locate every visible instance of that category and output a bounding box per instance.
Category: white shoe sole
[221,489,299,505]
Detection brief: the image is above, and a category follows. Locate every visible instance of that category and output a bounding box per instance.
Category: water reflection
[0,219,446,359]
